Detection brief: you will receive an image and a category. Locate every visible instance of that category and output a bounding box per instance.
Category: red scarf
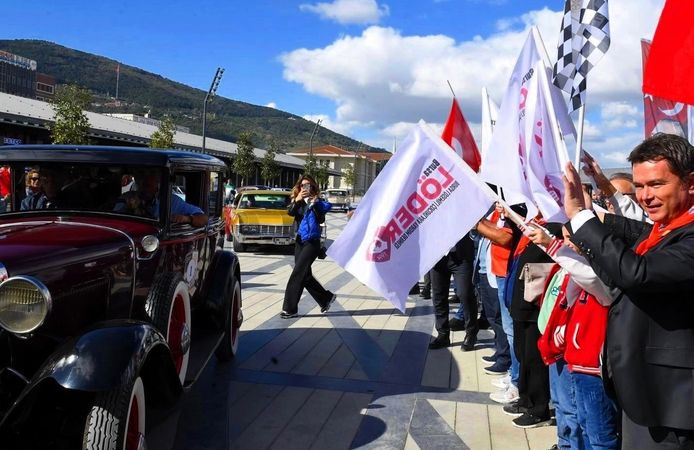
[635,205,694,254]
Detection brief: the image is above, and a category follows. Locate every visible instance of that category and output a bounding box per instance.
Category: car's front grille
[239,224,294,236]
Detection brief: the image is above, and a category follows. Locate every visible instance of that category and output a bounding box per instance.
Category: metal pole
[352,143,362,203]
[308,118,322,162]
[202,67,224,153]
[202,92,209,152]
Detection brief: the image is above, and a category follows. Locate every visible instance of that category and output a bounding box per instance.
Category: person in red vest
[563,133,694,449]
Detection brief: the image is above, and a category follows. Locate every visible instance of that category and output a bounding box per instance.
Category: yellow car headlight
[0,276,51,334]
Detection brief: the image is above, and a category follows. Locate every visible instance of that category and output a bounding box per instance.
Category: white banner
[481,28,571,223]
[327,121,495,312]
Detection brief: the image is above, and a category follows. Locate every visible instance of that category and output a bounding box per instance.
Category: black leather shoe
[461,333,477,351]
[448,294,460,304]
[420,292,431,300]
[428,334,450,350]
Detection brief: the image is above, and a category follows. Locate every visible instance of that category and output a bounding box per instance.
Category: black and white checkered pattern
[552,0,611,112]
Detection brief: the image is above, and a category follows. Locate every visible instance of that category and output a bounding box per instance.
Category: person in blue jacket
[281,175,336,318]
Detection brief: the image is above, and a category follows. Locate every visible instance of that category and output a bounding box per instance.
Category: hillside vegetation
[0,39,382,152]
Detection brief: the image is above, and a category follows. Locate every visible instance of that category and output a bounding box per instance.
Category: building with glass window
[0,50,37,99]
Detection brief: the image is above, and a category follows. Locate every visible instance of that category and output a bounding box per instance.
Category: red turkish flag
[441,98,481,172]
[643,0,694,105]
[641,39,688,138]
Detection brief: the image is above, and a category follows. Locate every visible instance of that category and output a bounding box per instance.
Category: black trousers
[422,271,431,295]
[514,320,550,418]
[623,414,694,450]
[282,238,332,314]
[431,253,477,336]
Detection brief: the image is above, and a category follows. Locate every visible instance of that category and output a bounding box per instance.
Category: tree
[315,161,330,189]
[260,140,281,186]
[50,84,91,144]
[232,131,257,185]
[343,164,356,189]
[149,117,176,149]
[303,156,318,178]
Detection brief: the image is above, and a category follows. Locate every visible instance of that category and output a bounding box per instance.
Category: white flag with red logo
[327,121,495,312]
[441,98,482,172]
[481,28,571,222]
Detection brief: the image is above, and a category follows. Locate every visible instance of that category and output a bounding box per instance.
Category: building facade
[286,144,391,194]
[0,50,37,99]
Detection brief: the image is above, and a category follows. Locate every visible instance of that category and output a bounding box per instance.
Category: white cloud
[299,0,389,25]
[302,113,356,136]
[265,102,277,109]
[600,101,640,129]
[283,0,665,166]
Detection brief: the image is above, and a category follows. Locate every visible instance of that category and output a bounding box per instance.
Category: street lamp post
[352,143,362,203]
[308,118,322,162]
[202,67,224,153]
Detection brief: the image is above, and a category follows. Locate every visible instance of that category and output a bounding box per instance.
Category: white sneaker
[491,374,511,389]
[489,384,520,404]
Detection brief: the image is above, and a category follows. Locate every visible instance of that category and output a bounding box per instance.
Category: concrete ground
[173,213,557,450]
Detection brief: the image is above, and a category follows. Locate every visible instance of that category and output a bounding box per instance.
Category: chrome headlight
[0,276,51,334]
[141,235,160,253]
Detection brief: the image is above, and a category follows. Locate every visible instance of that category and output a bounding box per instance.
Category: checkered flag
[552,0,611,112]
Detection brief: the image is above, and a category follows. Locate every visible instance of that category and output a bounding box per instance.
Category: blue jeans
[573,372,620,450]
[497,276,519,386]
[476,273,510,369]
[550,359,589,449]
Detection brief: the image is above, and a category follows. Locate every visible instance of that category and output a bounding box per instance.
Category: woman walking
[281,175,336,319]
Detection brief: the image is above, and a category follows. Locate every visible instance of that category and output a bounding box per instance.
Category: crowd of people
[420,132,694,450]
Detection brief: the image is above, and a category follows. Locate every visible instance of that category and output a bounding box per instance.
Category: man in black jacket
[428,233,478,351]
[563,133,694,449]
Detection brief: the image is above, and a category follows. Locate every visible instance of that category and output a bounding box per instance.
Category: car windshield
[237,193,290,210]
[0,162,164,220]
[327,190,347,197]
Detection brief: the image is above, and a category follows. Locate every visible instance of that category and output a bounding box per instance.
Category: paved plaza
[173,214,556,450]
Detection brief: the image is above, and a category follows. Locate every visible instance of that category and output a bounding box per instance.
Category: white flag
[481,28,571,222]
[327,121,495,312]
[481,87,499,159]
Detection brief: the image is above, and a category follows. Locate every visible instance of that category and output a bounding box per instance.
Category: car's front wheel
[83,376,146,450]
[147,273,191,384]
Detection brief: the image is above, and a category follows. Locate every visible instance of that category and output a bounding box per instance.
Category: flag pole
[532,27,572,170]
[446,80,457,98]
[575,104,585,168]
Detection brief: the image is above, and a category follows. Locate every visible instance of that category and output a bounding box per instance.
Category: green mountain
[0,39,383,152]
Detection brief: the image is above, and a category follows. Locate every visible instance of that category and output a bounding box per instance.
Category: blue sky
[3,0,666,166]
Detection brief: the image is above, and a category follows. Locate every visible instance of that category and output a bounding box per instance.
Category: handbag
[520,262,556,303]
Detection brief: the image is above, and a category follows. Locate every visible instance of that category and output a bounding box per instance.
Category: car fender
[204,249,241,321]
[40,320,178,391]
[0,321,181,433]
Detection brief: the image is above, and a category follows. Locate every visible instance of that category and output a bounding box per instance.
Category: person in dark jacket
[427,233,478,351]
[503,219,560,429]
[281,175,336,319]
[563,133,694,449]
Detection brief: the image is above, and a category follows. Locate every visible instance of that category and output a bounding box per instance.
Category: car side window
[208,172,222,216]
[171,171,205,215]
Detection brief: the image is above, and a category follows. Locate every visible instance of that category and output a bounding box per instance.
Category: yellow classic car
[230,190,326,252]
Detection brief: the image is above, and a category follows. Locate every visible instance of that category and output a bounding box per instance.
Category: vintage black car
[0,146,243,449]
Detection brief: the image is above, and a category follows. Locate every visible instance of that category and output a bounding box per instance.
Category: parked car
[0,145,243,449]
[323,188,351,212]
[229,190,326,252]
